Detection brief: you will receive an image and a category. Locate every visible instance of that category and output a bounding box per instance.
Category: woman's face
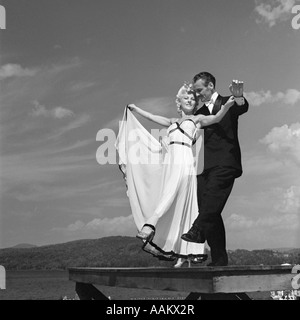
[180,93,197,114]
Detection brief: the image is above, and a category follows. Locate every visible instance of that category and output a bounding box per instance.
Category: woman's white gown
[115,107,206,260]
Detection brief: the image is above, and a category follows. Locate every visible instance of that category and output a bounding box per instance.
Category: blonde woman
[117,83,234,267]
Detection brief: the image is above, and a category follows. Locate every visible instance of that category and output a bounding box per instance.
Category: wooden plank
[68,265,294,294]
[69,267,214,293]
[214,274,292,293]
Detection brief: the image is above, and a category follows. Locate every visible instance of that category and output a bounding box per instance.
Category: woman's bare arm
[127,104,174,127]
[193,96,235,128]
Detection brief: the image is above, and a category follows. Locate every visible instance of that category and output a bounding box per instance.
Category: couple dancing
[115,72,249,267]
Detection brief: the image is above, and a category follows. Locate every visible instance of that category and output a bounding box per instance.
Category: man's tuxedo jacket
[194,95,249,175]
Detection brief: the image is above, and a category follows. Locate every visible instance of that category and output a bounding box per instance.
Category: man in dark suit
[181,72,249,266]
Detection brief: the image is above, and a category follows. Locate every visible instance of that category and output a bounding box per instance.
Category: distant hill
[10,243,38,249]
[0,237,299,270]
[269,248,298,253]
[0,236,176,270]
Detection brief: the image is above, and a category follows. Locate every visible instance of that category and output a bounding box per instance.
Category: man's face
[193,79,214,103]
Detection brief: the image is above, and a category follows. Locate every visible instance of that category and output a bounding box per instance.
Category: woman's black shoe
[191,255,208,264]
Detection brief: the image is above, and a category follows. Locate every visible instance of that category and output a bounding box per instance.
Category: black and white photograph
[0,0,300,302]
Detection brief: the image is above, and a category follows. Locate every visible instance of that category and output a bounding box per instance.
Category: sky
[0,0,300,250]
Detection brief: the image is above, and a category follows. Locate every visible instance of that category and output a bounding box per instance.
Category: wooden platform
[68,265,295,300]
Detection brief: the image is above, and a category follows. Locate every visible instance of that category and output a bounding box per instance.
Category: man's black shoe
[207,262,215,266]
[181,226,205,244]
[207,257,228,267]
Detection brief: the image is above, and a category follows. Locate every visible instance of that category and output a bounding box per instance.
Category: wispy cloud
[227,185,300,231]
[2,106,91,148]
[0,58,82,121]
[226,212,299,230]
[51,215,136,239]
[49,139,93,154]
[275,185,300,213]
[136,97,174,116]
[0,151,95,187]
[97,197,130,208]
[30,101,74,119]
[244,89,300,106]
[0,140,121,203]
[7,178,98,202]
[243,153,285,175]
[49,114,91,140]
[17,178,124,204]
[69,81,96,92]
[0,63,38,80]
[254,0,299,27]
[103,97,174,130]
[260,122,300,165]
[45,57,81,75]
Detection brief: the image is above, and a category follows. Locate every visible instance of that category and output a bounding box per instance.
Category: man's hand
[229,80,244,97]
[234,97,245,106]
[229,80,245,106]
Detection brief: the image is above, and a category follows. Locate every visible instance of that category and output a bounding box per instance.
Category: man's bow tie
[205,99,214,107]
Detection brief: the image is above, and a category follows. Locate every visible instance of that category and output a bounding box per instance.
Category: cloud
[46,57,81,75]
[53,107,74,119]
[0,63,38,80]
[226,212,299,230]
[49,114,91,140]
[254,0,299,27]
[244,89,300,106]
[0,150,95,189]
[274,185,300,213]
[6,177,126,203]
[103,97,173,131]
[31,101,74,119]
[49,139,93,154]
[227,185,300,229]
[0,58,82,121]
[137,97,174,115]
[226,184,300,248]
[226,213,255,229]
[243,153,285,175]
[51,215,136,238]
[69,81,96,92]
[260,122,300,164]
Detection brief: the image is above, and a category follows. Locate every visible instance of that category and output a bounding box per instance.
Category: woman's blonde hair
[175,83,196,113]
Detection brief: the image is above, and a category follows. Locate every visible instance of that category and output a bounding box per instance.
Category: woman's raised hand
[127,104,137,112]
[224,96,235,108]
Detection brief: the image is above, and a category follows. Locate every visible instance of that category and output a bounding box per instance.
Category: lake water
[0,270,75,300]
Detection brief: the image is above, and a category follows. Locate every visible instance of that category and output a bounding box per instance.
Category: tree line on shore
[0,236,299,270]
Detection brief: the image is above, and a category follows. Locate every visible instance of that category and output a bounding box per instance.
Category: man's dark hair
[193,72,216,88]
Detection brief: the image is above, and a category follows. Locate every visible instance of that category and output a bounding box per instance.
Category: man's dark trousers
[194,166,240,264]
[192,94,249,264]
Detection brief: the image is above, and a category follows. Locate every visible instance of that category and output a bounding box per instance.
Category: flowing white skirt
[115,107,206,260]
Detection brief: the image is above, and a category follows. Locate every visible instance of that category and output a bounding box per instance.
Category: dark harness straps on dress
[169,141,191,148]
[169,120,195,139]
[168,120,197,147]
